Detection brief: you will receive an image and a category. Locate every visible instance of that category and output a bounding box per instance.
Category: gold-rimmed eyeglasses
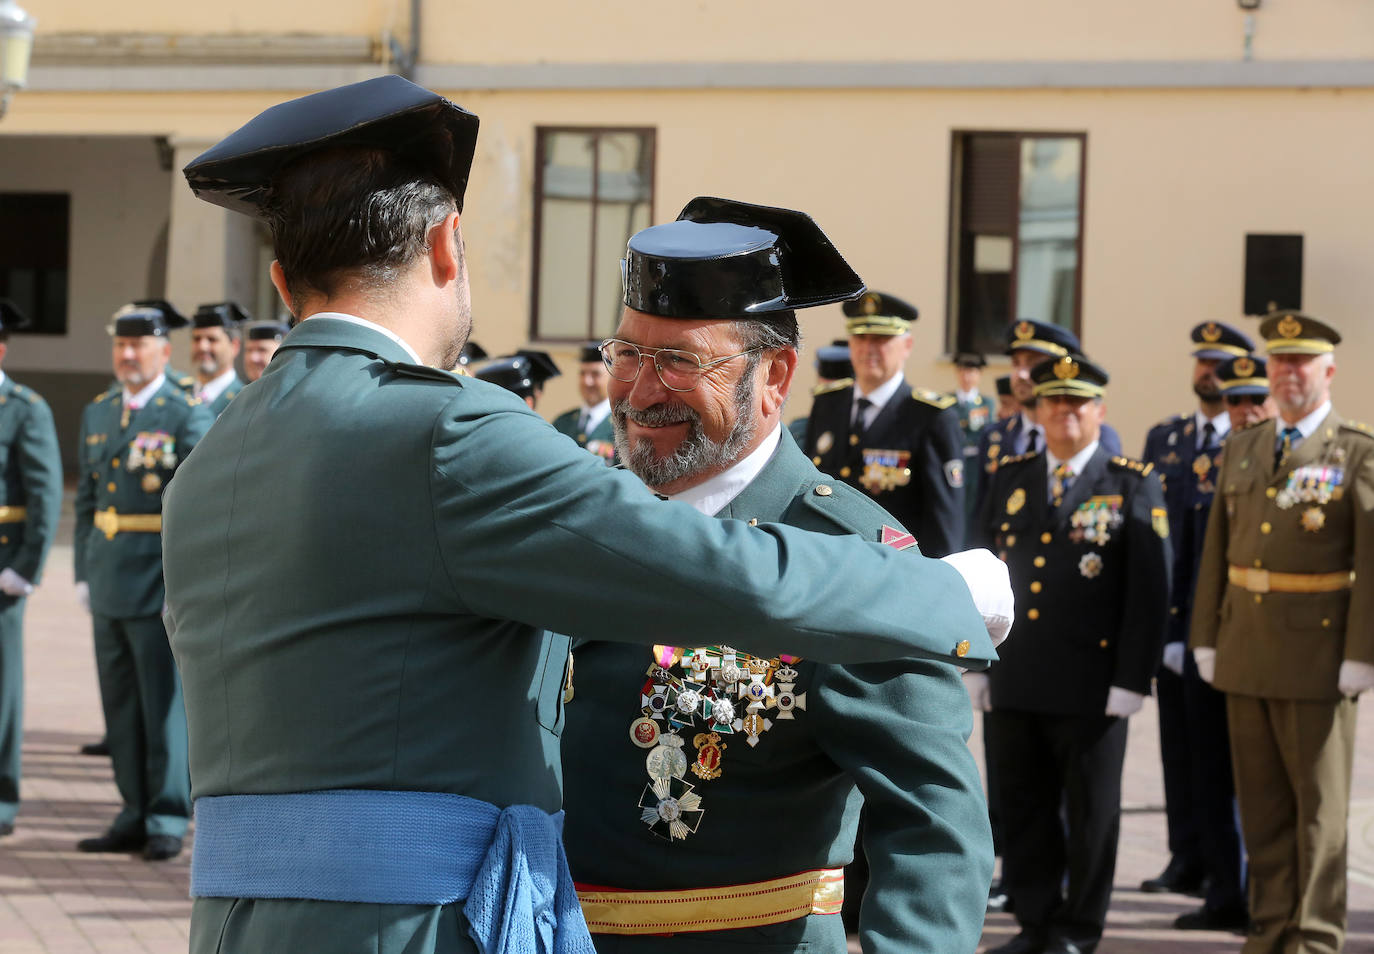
[599,338,760,392]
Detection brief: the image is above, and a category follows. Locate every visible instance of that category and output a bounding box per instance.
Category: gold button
[1266,487,1278,499]
[1254,594,1263,604]
[839,467,851,478]
[1099,639,1109,648]
[1254,559,1263,568]
[1027,608,1040,620]
[849,434,860,446]
[955,640,971,658]
[112,458,120,468]
[1260,522,1272,534]
[156,397,166,406]
[91,472,98,480]
[1033,556,1046,568]
[747,518,758,527]
[0,537,7,545]
[1001,522,1010,532]
[1030,581,1042,593]
[106,482,116,493]
[1005,535,1017,547]
[1322,618,1331,628]
[812,456,822,466]
[1170,606,1179,615]
[1040,532,1052,544]
[813,485,833,497]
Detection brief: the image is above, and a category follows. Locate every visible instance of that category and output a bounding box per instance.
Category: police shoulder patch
[812,378,853,397]
[1109,455,1154,477]
[911,388,957,410]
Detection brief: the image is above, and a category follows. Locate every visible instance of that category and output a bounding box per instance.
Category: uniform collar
[854,369,904,409]
[197,367,239,404]
[669,424,782,517]
[122,373,167,409]
[1046,439,1100,476]
[1281,400,1332,440]
[1193,407,1230,441]
[311,312,424,364]
[582,398,611,433]
[957,387,981,404]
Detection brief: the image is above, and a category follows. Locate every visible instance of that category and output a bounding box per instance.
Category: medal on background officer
[970,353,1171,954]
[167,76,1005,954]
[951,351,992,521]
[1190,312,1374,954]
[804,291,967,557]
[1137,322,1250,929]
[786,340,851,447]
[552,342,617,463]
[73,300,214,861]
[0,300,62,838]
[190,301,250,415]
[564,198,1004,954]
[995,374,1017,422]
[242,318,288,383]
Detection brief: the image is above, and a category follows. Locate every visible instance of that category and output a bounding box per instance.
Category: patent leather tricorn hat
[184,75,480,219]
[621,197,865,319]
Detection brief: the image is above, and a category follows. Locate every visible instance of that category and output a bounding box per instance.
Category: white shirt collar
[1194,407,1231,442]
[582,398,611,433]
[1046,439,1100,477]
[1019,410,1040,434]
[957,387,981,404]
[123,373,166,409]
[1285,400,1332,439]
[0,371,7,389]
[197,367,239,404]
[670,424,783,516]
[314,312,424,365]
[854,370,905,411]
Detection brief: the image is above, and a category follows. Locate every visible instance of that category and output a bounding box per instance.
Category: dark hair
[264,145,458,313]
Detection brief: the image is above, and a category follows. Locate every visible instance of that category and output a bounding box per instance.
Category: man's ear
[429,211,463,286]
[269,261,295,317]
[759,347,799,418]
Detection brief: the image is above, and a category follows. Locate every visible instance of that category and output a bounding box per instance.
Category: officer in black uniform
[804,291,965,557]
[972,353,1170,954]
[1138,322,1251,929]
[789,341,852,446]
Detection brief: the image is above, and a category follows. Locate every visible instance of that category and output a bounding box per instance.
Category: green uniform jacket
[563,431,993,954]
[0,376,62,583]
[552,406,616,463]
[1190,410,1374,700]
[207,375,243,417]
[162,317,993,954]
[74,379,213,618]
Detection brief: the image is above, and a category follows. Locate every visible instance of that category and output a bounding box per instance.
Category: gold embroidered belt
[0,506,26,524]
[93,507,162,540]
[576,867,844,935]
[1228,565,1354,594]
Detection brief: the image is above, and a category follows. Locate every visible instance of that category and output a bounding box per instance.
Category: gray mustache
[615,400,699,428]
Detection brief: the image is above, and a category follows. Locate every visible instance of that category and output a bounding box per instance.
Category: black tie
[1025,428,1041,455]
[854,398,873,440]
[578,410,590,436]
[1200,421,1217,453]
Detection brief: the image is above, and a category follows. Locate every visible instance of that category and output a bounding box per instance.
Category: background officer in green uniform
[1191,311,1374,954]
[952,351,992,522]
[126,299,196,392]
[190,301,249,415]
[564,197,1004,953]
[552,342,616,462]
[971,353,1170,954]
[242,318,288,383]
[74,301,213,861]
[0,300,62,838]
[804,291,967,556]
[167,77,1004,954]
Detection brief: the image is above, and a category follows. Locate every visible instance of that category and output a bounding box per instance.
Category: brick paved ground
[1,506,1371,952]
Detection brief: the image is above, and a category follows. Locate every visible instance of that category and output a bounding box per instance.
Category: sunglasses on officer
[1225,394,1268,406]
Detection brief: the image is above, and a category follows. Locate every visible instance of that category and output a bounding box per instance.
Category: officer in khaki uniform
[74,301,214,861]
[0,300,63,837]
[564,198,1002,954]
[1191,311,1374,954]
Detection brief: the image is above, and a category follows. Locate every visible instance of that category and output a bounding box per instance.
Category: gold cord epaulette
[812,378,853,397]
[1340,420,1374,437]
[1110,455,1154,476]
[911,388,957,410]
[998,450,1041,466]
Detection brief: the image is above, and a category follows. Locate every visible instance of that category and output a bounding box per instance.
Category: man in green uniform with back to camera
[0,300,62,838]
[74,299,213,861]
[165,75,1008,954]
[562,197,1005,953]
[1191,311,1374,954]
[553,342,617,463]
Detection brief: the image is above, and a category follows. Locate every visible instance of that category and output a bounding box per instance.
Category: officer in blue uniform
[787,340,851,446]
[167,76,1002,954]
[1139,322,1251,928]
[0,300,63,837]
[552,343,616,463]
[242,318,289,383]
[190,301,250,415]
[804,291,966,557]
[972,353,1170,954]
[74,301,214,860]
[564,199,998,953]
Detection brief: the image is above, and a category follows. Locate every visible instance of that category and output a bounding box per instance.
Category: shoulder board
[998,450,1040,466]
[1230,418,1269,436]
[1109,455,1154,477]
[389,362,467,385]
[812,378,853,397]
[93,387,116,403]
[1340,420,1374,438]
[910,388,957,410]
[185,394,199,406]
[1153,412,1189,429]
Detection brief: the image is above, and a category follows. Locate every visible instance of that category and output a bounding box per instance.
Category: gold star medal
[1301,506,1326,533]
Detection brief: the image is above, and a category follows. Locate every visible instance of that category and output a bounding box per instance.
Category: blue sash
[192,789,593,954]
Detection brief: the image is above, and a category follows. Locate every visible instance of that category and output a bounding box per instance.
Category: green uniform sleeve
[73,406,94,584]
[813,659,993,953]
[431,397,993,668]
[10,397,62,583]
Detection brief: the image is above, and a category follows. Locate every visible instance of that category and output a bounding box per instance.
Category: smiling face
[191,325,240,381]
[112,335,170,389]
[1040,393,1105,460]
[578,360,609,406]
[848,332,912,393]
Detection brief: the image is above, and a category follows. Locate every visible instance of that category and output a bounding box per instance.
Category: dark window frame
[0,192,72,336]
[529,125,657,344]
[944,130,1088,356]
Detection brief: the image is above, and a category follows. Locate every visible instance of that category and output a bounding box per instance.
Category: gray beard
[612,377,758,491]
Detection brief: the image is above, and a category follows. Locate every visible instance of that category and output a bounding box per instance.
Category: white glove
[75,581,90,613]
[941,548,1014,646]
[963,671,991,712]
[1161,641,1185,677]
[1338,660,1374,696]
[1105,686,1145,718]
[0,568,33,597]
[1193,647,1216,684]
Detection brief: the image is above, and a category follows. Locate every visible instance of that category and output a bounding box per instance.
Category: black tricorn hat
[0,299,31,333]
[246,320,289,342]
[183,75,480,219]
[815,344,853,381]
[622,196,864,319]
[457,341,488,367]
[578,341,602,364]
[516,349,561,386]
[193,301,253,330]
[110,299,189,337]
[474,355,535,399]
[954,351,986,369]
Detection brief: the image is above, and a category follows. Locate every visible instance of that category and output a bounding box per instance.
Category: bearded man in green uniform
[563,198,1005,953]
[0,300,62,837]
[165,77,1007,954]
[1191,311,1374,954]
[74,300,213,861]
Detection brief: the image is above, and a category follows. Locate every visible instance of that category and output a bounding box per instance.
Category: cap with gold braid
[1259,310,1341,355]
[1031,353,1108,399]
[1005,318,1078,359]
[842,291,918,336]
[1190,321,1252,360]
[1215,354,1269,397]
